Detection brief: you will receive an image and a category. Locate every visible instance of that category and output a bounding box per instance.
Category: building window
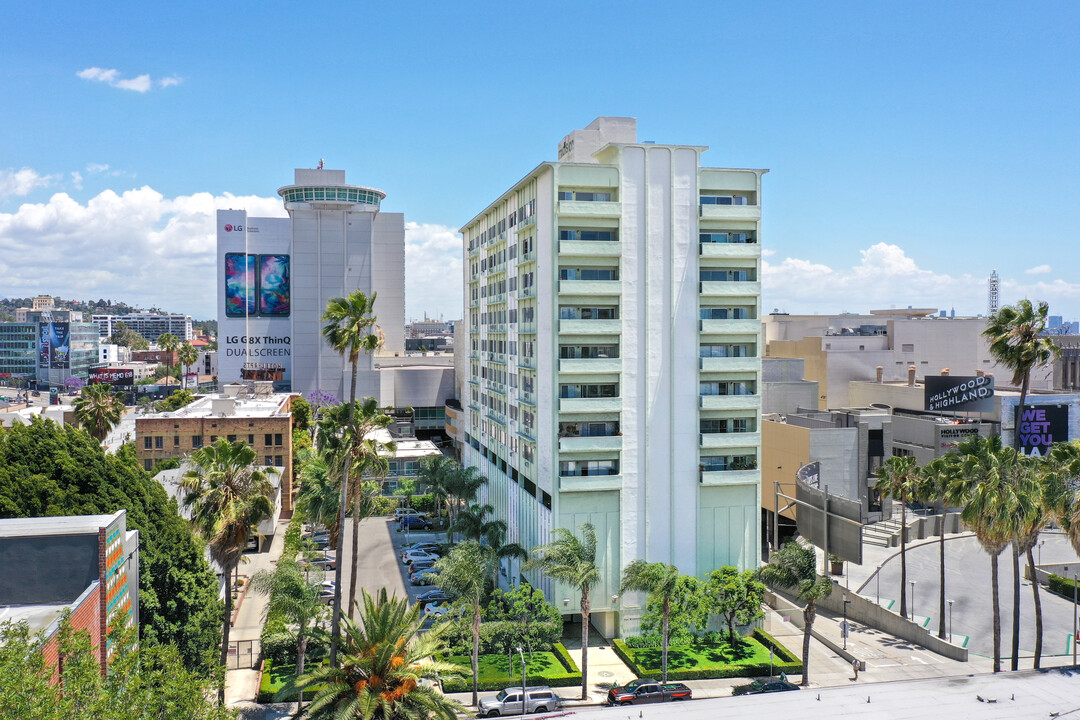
[558,190,612,202]
[559,459,619,476]
[700,194,750,205]
[144,459,153,471]
[274,433,283,446]
[210,436,217,443]
[275,455,283,466]
[700,307,752,320]
[700,269,754,282]
[192,436,203,449]
[699,381,756,396]
[558,229,616,242]
[143,436,152,450]
[154,436,163,449]
[559,383,618,399]
[266,456,273,466]
[700,418,756,433]
[248,434,255,444]
[700,343,755,358]
[699,231,755,244]
[227,434,236,443]
[700,455,757,471]
[559,268,618,281]
[173,436,180,447]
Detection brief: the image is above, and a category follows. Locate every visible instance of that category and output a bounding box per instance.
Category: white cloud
[1025,264,1052,275]
[76,67,178,93]
[404,222,463,321]
[0,168,58,198]
[70,171,83,190]
[86,163,110,174]
[763,242,1080,316]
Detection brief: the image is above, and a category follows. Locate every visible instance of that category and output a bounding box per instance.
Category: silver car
[478,686,561,717]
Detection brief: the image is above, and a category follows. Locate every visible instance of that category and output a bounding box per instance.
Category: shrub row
[611,630,801,682]
[1048,573,1079,599]
[442,620,563,657]
[440,652,582,693]
[552,642,579,672]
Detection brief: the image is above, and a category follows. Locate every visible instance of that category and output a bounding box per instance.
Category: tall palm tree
[248,558,327,708]
[876,455,920,619]
[619,560,681,682]
[917,456,962,640]
[482,521,528,591]
[434,541,492,708]
[296,448,341,543]
[283,589,466,720]
[449,502,497,542]
[73,382,125,443]
[416,454,456,537]
[757,540,833,686]
[525,523,601,701]
[178,340,199,388]
[983,298,1061,670]
[181,438,277,703]
[444,466,486,541]
[158,332,180,386]
[1050,441,1080,555]
[953,434,1025,673]
[322,290,381,667]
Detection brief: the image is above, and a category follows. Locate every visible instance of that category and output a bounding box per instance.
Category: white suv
[395,508,429,520]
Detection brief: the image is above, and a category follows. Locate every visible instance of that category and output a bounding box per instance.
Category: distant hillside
[0,297,217,333]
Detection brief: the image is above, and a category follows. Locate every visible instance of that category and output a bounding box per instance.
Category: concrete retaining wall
[765,590,865,671]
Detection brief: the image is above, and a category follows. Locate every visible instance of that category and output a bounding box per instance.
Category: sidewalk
[224,519,291,706]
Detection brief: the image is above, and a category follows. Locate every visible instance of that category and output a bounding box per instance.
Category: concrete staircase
[862,518,904,547]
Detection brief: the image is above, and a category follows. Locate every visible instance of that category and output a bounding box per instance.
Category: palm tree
[619,560,681,682]
[757,540,833,686]
[1050,441,1080,556]
[178,340,199,388]
[322,290,381,667]
[444,466,486,541]
[525,523,601,701]
[449,502,496,542]
[482,521,528,592]
[248,558,326,709]
[983,298,1061,670]
[283,589,466,720]
[158,332,180,386]
[917,456,962,640]
[434,541,492,708]
[296,448,341,545]
[73,382,125,443]
[417,454,456,536]
[181,438,277,703]
[876,455,920,619]
[953,434,1025,673]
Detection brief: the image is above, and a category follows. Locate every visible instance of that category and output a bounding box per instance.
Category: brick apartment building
[0,510,139,679]
[134,384,297,514]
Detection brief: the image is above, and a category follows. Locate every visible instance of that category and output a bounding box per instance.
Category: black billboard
[1016,404,1069,457]
[924,375,995,412]
[88,368,135,387]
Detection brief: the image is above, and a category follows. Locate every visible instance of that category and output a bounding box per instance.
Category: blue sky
[1,1,1078,322]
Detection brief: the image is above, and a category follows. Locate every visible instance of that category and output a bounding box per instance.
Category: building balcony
[515,215,536,233]
[699,394,761,411]
[699,281,761,297]
[559,279,622,296]
[699,357,760,373]
[699,469,760,487]
[517,427,537,442]
[518,322,537,334]
[700,432,760,450]
[700,243,761,260]
[559,357,621,374]
[518,249,537,264]
[518,357,536,370]
[700,204,761,221]
[488,324,507,334]
[700,319,760,335]
[559,240,621,258]
[486,409,507,426]
[520,286,536,298]
[559,474,623,492]
[518,392,536,406]
[558,435,622,452]
[559,319,620,335]
[559,397,622,413]
[557,200,621,218]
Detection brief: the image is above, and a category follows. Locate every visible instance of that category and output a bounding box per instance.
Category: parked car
[402,550,440,565]
[395,508,429,520]
[306,535,331,550]
[400,542,440,559]
[732,678,800,696]
[423,601,451,617]
[478,686,562,717]
[416,590,451,607]
[398,515,433,531]
[606,679,692,706]
[304,553,337,570]
[410,568,440,586]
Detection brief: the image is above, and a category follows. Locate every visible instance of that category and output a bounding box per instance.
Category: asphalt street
[869,532,1080,658]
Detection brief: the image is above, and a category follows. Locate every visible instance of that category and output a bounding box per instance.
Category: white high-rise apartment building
[92,312,194,342]
[460,118,765,637]
[216,167,405,401]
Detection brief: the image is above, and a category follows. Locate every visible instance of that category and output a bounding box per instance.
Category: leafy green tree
[0,420,221,674]
[108,321,149,350]
[483,585,562,655]
[877,455,920,619]
[435,541,493,707]
[73,382,125,442]
[952,434,1028,673]
[291,394,313,432]
[525,523,601,700]
[704,566,766,643]
[757,540,833,686]
[0,619,234,720]
[983,299,1061,670]
[182,439,277,703]
[283,589,465,720]
[156,389,197,413]
[620,560,681,682]
[639,574,704,646]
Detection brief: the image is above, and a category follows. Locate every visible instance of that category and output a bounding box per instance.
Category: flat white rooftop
[0,510,124,538]
[140,393,292,420]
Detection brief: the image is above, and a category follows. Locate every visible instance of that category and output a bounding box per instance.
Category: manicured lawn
[259,662,320,702]
[613,630,802,680]
[442,650,581,693]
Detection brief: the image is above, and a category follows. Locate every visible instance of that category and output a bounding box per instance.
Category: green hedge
[1049,574,1079,600]
[440,650,582,693]
[552,642,579,672]
[612,630,801,681]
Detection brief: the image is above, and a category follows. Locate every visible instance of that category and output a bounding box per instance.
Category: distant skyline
[2,1,1078,321]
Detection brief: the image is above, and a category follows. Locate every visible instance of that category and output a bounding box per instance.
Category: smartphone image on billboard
[259,254,291,316]
[225,253,256,316]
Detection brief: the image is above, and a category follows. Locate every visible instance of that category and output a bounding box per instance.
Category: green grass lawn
[441,651,581,693]
[259,662,320,702]
[614,631,802,681]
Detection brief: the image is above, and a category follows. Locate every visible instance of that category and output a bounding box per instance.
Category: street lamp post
[910,581,916,621]
[843,596,852,651]
[1038,540,1045,566]
[948,599,954,644]
[876,563,883,606]
[515,646,527,720]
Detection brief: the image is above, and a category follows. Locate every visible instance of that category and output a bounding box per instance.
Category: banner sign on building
[38,322,71,369]
[1016,404,1068,457]
[924,375,995,413]
[89,368,135,386]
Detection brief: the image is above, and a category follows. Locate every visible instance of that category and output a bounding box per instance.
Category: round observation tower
[277,170,385,211]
